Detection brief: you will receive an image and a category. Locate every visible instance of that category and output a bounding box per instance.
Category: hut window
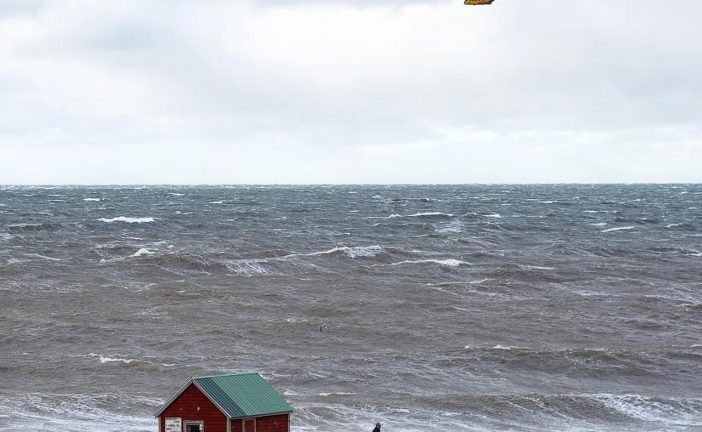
[184,422,203,432]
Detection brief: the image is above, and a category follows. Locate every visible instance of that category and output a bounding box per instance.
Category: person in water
[372,422,382,432]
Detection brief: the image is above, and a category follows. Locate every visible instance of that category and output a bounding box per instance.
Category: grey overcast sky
[0,0,700,184]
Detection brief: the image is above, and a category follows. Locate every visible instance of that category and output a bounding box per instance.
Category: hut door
[243,419,255,432]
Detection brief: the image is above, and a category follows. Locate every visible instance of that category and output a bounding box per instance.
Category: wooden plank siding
[159,384,227,432]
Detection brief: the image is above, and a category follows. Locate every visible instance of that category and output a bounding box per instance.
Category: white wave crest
[304,245,383,258]
[0,393,157,431]
[131,248,153,257]
[374,212,453,219]
[89,353,136,364]
[492,345,522,350]
[593,393,702,426]
[391,258,466,267]
[483,213,502,218]
[98,217,155,224]
[406,212,454,218]
[8,223,43,228]
[82,198,101,202]
[225,260,268,275]
[523,265,555,271]
[437,220,463,233]
[23,253,61,261]
[601,226,636,233]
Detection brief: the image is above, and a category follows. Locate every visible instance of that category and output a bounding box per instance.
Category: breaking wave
[390,258,467,267]
[98,217,155,224]
[601,226,637,233]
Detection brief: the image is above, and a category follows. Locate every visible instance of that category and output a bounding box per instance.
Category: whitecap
[592,393,702,425]
[131,248,153,257]
[523,265,554,271]
[209,200,224,204]
[89,353,136,364]
[406,211,454,217]
[8,223,43,229]
[82,198,101,202]
[437,220,463,233]
[583,210,598,213]
[601,226,636,233]
[225,260,268,275]
[304,245,383,258]
[483,213,502,218]
[391,258,467,267]
[98,217,155,223]
[167,193,184,196]
[492,345,522,350]
[665,223,682,228]
[589,222,607,227]
[23,253,61,261]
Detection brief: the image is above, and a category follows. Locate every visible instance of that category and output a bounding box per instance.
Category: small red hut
[155,373,293,432]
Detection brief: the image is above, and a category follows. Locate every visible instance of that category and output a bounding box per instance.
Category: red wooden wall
[159,384,227,432]
[231,414,289,432]
[254,414,289,432]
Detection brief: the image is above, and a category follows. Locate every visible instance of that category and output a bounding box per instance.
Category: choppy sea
[1,185,701,431]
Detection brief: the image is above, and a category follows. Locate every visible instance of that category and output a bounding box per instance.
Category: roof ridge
[195,376,246,418]
[193,372,260,379]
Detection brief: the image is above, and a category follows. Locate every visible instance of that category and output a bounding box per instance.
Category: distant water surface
[1,185,701,431]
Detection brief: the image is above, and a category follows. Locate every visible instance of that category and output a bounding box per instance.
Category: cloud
[0,0,700,183]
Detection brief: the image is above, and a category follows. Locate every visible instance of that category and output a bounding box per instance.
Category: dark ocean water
[1,185,701,432]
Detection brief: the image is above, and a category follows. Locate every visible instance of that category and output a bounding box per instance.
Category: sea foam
[391,258,467,267]
[601,226,636,233]
[304,245,383,258]
[98,217,155,224]
[89,353,136,364]
[131,248,153,257]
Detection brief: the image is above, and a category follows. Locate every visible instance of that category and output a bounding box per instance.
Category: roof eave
[192,379,234,419]
[153,378,194,418]
[231,409,294,419]
[153,378,238,420]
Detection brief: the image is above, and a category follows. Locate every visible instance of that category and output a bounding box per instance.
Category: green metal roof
[193,373,293,418]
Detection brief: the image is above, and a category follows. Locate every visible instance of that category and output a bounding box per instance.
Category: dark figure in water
[372,422,382,432]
